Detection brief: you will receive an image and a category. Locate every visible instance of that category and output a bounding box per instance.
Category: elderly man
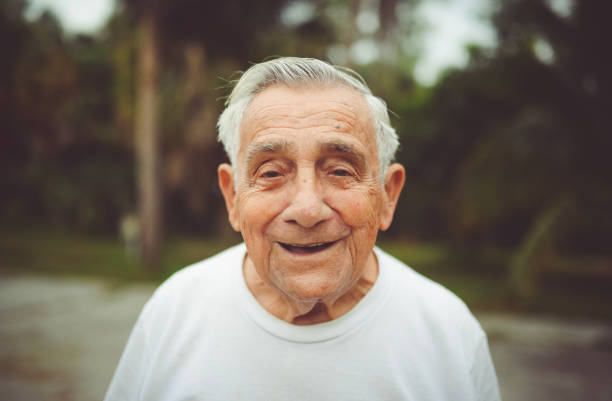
[105,57,501,400]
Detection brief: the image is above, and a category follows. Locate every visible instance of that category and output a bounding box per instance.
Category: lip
[277,239,340,256]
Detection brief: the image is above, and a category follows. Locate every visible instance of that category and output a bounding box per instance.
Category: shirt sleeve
[470,333,502,401]
[104,316,149,401]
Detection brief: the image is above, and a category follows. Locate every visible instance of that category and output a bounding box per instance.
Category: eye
[332,169,351,177]
[257,164,285,179]
[261,170,281,178]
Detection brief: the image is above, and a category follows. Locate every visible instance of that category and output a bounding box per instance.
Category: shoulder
[140,243,245,322]
[375,246,484,338]
[158,243,244,291]
[375,247,499,400]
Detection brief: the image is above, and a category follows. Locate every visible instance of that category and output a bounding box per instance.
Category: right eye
[261,170,281,178]
[252,161,290,187]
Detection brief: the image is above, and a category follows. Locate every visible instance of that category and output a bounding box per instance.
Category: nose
[281,170,333,228]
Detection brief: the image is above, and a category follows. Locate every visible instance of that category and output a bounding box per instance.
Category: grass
[1,229,610,321]
[0,228,236,283]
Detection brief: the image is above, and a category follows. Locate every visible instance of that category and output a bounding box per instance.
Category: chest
[140,317,474,401]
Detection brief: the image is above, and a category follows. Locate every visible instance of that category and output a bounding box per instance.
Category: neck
[243,253,378,325]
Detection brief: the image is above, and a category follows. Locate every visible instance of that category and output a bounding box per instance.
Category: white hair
[217,57,399,179]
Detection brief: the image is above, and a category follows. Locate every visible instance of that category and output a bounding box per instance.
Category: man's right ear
[218,163,241,232]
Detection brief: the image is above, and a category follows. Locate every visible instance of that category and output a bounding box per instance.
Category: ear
[379,163,405,231]
[218,163,241,232]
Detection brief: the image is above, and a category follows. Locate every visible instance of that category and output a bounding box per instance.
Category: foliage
[373,0,612,298]
[384,0,612,256]
[1,3,131,233]
[1,0,610,289]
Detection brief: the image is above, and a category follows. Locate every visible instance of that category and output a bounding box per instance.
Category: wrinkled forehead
[239,85,376,148]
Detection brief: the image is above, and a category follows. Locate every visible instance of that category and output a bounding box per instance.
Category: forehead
[239,85,376,157]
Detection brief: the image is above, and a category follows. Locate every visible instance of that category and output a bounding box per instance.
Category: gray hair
[217,57,399,179]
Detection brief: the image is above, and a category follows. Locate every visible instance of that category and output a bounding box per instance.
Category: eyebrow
[244,138,368,169]
[245,139,292,166]
[320,140,367,167]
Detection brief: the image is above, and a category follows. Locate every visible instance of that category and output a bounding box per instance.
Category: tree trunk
[136,14,162,269]
[378,0,399,64]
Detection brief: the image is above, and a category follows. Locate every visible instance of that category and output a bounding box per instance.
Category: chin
[275,274,349,303]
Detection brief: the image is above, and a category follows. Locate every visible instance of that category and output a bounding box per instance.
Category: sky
[24,0,496,86]
[413,0,496,84]
[25,0,117,33]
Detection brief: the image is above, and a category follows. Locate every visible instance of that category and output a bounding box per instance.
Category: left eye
[332,169,351,177]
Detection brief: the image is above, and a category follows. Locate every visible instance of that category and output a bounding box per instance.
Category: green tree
[417,0,612,298]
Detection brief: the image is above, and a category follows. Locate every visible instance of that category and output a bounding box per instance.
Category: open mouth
[279,241,336,254]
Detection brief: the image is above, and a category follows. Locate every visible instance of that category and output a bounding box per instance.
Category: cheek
[330,189,382,229]
[238,191,289,236]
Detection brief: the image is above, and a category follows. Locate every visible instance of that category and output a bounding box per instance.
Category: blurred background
[1,0,611,400]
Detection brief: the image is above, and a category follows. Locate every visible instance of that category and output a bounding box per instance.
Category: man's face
[219,85,403,304]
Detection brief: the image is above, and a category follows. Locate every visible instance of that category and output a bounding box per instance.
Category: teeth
[287,242,326,248]
[279,241,338,253]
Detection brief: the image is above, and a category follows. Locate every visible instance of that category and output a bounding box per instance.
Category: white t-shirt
[105,244,501,401]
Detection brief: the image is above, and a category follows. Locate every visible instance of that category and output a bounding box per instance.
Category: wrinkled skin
[218,85,405,324]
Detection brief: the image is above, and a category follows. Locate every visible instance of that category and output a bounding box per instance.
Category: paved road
[0,274,611,401]
[481,314,612,401]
